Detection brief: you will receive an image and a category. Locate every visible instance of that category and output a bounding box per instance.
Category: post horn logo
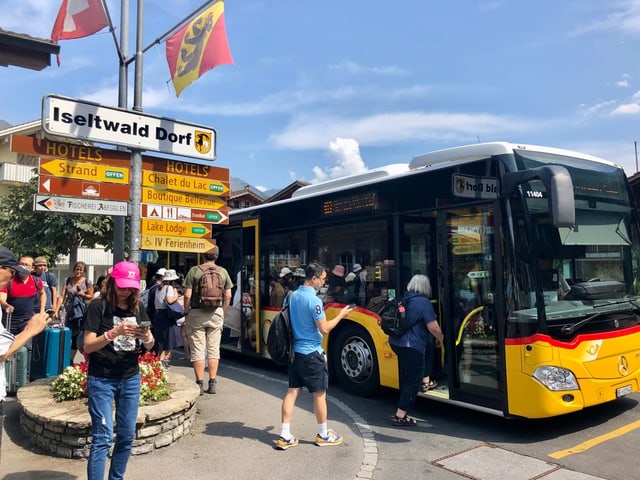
[194,130,212,154]
[618,355,629,377]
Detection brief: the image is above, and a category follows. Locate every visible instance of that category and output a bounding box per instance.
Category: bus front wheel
[330,324,379,397]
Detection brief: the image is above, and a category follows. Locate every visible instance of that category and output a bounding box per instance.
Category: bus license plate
[616,385,633,397]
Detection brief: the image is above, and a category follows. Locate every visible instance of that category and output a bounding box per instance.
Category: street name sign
[141,204,228,224]
[141,235,217,253]
[141,187,226,209]
[43,94,216,160]
[39,175,130,201]
[142,170,229,197]
[39,158,129,184]
[34,195,128,216]
[141,219,212,238]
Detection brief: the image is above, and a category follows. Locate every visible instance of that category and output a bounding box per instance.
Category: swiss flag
[51,0,108,43]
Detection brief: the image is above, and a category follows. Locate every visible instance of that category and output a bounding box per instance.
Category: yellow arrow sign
[141,187,226,209]
[142,170,229,197]
[39,159,129,184]
[141,219,212,238]
[141,235,216,253]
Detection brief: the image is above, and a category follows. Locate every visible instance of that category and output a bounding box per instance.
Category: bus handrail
[455,306,485,347]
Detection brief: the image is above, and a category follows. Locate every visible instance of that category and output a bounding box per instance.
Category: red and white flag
[51,0,108,43]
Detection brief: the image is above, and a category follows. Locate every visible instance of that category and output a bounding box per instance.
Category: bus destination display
[322,192,377,217]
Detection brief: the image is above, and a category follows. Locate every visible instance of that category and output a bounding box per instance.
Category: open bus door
[237,218,261,353]
[437,206,502,410]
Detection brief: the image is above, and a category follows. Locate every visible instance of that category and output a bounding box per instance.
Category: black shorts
[288,351,328,393]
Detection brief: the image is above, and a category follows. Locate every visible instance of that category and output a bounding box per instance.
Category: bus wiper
[561,312,603,335]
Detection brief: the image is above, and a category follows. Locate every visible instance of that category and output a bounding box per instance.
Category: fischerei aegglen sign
[42,94,216,161]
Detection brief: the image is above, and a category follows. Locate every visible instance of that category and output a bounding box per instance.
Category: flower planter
[16,372,200,459]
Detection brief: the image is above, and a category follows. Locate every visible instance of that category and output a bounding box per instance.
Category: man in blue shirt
[275,263,353,450]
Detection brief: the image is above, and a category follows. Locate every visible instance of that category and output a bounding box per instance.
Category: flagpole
[100,0,125,64]
[128,0,145,263]
[112,0,130,263]
[125,0,216,64]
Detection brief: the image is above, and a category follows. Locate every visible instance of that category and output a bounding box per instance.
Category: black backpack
[266,304,294,365]
[379,298,412,336]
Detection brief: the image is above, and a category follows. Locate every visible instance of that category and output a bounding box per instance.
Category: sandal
[392,415,417,427]
[420,380,438,392]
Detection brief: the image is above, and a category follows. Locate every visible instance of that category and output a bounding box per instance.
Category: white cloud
[616,79,630,88]
[582,99,618,116]
[273,111,534,150]
[569,0,640,37]
[611,103,640,114]
[255,185,267,192]
[310,138,367,183]
[329,60,408,76]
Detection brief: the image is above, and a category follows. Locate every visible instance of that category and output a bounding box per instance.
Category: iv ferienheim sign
[42,94,216,161]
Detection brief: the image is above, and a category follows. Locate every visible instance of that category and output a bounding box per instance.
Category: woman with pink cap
[82,261,154,480]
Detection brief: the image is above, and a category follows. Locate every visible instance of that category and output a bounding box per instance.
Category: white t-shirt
[0,311,15,402]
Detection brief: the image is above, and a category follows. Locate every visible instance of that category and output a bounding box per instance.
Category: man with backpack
[275,263,353,450]
[183,245,233,395]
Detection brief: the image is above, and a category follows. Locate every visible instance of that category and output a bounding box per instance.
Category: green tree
[0,176,114,265]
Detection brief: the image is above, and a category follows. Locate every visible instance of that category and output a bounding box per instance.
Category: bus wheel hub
[340,338,373,381]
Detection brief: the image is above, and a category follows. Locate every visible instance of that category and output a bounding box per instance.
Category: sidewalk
[1,358,366,480]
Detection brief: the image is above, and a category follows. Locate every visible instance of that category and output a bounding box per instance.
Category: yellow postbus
[216,141,640,419]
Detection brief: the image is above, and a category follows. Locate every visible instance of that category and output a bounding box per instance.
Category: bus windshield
[507,150,640,339]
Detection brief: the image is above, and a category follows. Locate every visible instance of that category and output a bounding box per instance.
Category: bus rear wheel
[331,324,379,396]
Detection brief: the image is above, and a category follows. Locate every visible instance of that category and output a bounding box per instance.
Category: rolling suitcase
[5,346,28,395]
[31,326,71,379]
[4,313,29,394]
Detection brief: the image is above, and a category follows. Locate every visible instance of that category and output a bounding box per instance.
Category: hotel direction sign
[141,235,217,253]
[34,195,128,216]
[39,175,130,202]
[142,170,229,197]
[142,187,226,210]
[141,219,212,238]
[42,94,217,161]
[39,158,129,184]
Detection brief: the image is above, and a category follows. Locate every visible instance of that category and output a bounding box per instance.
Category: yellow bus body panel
[505,328,640,418]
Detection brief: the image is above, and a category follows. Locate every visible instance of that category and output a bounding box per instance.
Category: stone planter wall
[17,372,200,459]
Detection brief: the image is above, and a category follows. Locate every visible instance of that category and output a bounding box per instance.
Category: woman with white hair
[388,274,444,426]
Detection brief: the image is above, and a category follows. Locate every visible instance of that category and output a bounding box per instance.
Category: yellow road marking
[548,420,640,459]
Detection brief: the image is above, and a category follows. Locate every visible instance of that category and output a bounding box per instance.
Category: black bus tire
[330,323,379,397]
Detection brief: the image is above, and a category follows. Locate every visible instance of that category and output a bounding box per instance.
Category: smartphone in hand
[138,320,151,332]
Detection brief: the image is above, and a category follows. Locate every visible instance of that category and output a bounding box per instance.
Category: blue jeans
[87,374,140,480]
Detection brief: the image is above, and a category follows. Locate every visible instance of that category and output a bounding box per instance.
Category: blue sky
[2,0,640,193]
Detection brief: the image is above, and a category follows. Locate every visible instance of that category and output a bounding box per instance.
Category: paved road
[0,354,609,480]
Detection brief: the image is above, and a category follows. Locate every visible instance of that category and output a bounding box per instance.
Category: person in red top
[0,258,45,335]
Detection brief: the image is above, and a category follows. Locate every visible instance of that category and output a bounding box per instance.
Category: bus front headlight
[532,366,579,391]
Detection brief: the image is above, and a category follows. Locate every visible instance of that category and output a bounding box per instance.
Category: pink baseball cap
[110,261,141,290]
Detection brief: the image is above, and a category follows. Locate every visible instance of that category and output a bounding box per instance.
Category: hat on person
[352,263,363,273]
[332,265,345,277]
[34,256,48,266]
[294,267,305,278]
[163,269,180,282]
[0,246,20,271]
[345,272,356,283]
[155,267,167,277]
[279,267,292,277]
[110,261,141,290]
